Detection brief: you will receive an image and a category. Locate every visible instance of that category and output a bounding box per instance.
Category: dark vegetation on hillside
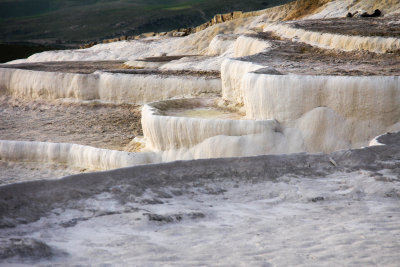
[0,43,67,63]
[0,0,293,44]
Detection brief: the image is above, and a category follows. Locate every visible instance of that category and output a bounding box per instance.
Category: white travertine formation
[0,140,159,170]
[135,69,400,155]
[0,68,99,100]
[266,23,400,53]
[97,72,221,103]
[294,107,352,152]
[207,34,236,56]
[368,133,386,147]
[221,58,264,105]
[0,68,221,103]
[141,98,305,159]
[7,40,160,63]
[234,35,271,57]
[158,128,304,161]
[241,73,400,152]
[242,73,400,122]
[220,54,400,153]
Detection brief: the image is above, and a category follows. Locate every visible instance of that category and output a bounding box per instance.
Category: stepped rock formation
[1,0,400,173]
[1,0,400,265]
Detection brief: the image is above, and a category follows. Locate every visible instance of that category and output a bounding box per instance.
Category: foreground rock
[0,132,399,265]
[0,238,58,260]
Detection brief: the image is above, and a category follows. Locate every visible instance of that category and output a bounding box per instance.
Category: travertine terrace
[1,0,400,265]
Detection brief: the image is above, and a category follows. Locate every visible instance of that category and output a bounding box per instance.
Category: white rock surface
[234,35,272,57]
[0,140,159,170]
[241,73,400,152]
[266,23,400,53]
[0,68,221,103]
[142,98,304,159]
[221,58,264,106]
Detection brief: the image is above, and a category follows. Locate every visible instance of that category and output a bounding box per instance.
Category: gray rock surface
[0,132,398,266]
[0,238,55,260]
[0,132,399,228]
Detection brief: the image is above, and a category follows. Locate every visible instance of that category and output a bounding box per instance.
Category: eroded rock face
[0,238,55,260]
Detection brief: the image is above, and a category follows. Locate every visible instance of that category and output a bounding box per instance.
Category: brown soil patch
[0,96,142,151]
[0,60,221,78]
[0,161,89,185]
[107,69,221,78]
[0,60,126,74]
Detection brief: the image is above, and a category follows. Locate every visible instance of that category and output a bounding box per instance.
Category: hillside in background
[0,0,293,45]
